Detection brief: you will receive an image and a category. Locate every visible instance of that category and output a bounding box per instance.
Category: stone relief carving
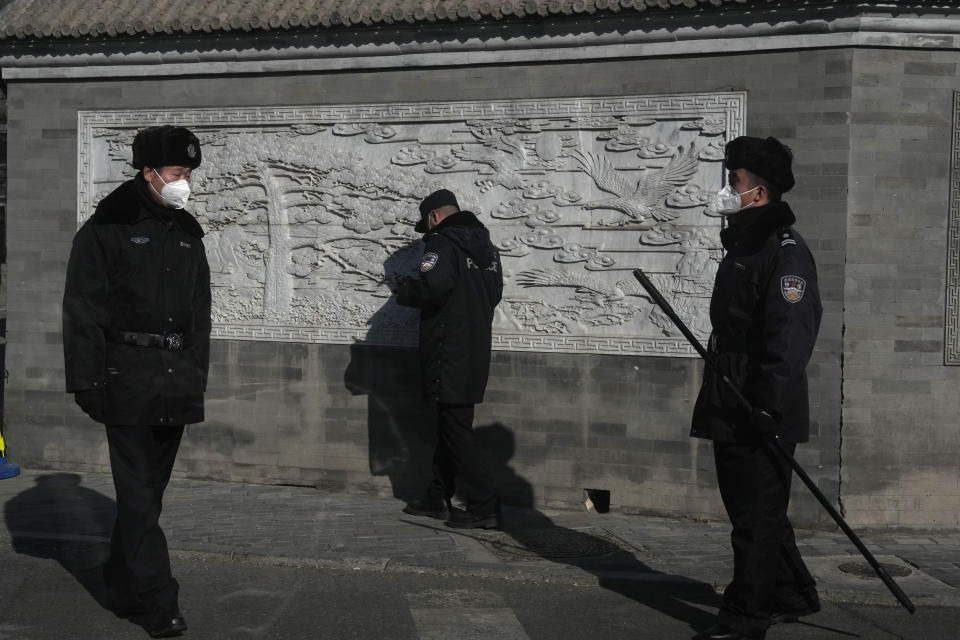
[78,93,744,356]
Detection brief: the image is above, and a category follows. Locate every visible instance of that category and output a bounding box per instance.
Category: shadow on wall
[345,342,435,502]
[469,422,722,635]
[343,237,436,501]
[4,473,117,613]
[474,422,535,508]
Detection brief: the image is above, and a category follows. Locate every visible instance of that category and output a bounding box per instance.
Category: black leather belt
[109,330,184,351]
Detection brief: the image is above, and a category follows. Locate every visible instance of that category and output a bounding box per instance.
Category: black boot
[444,506,501,530]
[402,496,451,520]
[143,581,187,638]
[145,608,188,638]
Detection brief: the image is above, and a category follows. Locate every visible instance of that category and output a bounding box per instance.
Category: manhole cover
[477,528,627,561]
[838,561,912,579]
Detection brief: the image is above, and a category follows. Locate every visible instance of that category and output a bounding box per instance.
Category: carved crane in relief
[571,143,699,225]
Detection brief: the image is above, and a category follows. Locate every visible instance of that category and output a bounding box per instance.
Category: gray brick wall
[842,47,960,527]
[0,84,6,374]
[0,85,5,435]
[0,84,6,267]
[3,49,851,526]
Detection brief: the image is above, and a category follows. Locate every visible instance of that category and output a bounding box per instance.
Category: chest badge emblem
[130,236,150,245]
[781,275,806,303]
[420,252,439,272]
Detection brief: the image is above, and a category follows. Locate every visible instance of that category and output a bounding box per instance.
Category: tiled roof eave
[0,0,828,42]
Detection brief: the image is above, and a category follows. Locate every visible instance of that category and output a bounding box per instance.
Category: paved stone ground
[1,468,957,613]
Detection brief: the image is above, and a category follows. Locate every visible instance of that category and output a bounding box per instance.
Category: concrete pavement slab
[1,468,957,612]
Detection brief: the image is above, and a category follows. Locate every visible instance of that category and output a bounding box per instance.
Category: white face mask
[713,184,759,216]
[152,169,191,209]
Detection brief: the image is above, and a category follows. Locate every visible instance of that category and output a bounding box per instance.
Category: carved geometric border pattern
[945,91,960,364]
[212,325,697,356]
[79,93,746,358]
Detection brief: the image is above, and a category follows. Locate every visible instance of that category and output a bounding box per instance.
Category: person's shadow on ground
[4,473,118,612]
[472,422,722,635]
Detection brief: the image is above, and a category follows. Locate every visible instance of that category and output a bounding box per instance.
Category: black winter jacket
[395,211,503,404]
[691,201,822,443]
[62,174,211,426]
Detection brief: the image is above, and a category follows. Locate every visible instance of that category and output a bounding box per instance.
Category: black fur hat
[724,136,794,194]
[416,189,459,232]
[131,125,202,170]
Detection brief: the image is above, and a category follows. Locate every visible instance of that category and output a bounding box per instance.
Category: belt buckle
[164,333,184,351]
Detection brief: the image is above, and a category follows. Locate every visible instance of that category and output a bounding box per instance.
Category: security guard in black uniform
[692,137,822,640]
[63,126,210,637]
[393,189,504,529]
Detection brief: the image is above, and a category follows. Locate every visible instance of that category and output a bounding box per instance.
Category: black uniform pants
[714,440,819,634]
[104,424,183,609]
[426,403,498,516]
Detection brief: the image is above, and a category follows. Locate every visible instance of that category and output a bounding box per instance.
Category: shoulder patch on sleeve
[781,275,806,303]
[420,252,439,272]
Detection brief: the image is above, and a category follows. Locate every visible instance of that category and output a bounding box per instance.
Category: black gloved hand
[382,274,399,293]
[389,274,412,295]
[74,388,106,423]
[744,407,778,439]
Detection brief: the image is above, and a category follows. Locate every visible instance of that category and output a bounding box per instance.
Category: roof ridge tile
[0,0,855,41]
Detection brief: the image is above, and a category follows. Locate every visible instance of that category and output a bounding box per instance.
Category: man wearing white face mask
[691,136,822,640]
[63,125,209,637]
[149,166,193,210]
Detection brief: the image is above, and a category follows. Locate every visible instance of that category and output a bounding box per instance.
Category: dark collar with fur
[89,174,204,239]
[719,200,796,253]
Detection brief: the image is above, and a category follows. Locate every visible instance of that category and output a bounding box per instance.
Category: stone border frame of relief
[78,92,744,358]
[945,91,960,364]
